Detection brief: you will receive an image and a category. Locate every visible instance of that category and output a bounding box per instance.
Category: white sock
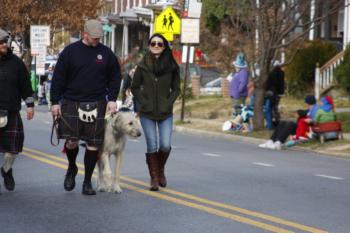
[2,153,16,173]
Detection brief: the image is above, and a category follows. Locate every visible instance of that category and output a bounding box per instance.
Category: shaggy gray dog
[97,112,141,193]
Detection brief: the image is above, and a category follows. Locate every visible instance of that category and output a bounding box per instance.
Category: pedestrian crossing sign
[154,7,181,35]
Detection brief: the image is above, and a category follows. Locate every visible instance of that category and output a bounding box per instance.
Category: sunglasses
[150,41,164,48]
[0,39,8,45]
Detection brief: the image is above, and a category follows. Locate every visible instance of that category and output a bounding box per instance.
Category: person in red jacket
[290,110,310,141]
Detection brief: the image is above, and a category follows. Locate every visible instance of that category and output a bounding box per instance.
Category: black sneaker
[1,167,15,191]
[64,166,78,191]
[82,181,96,195]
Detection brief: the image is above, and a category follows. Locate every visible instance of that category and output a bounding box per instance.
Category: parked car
[179,64,222,86]
[200,77,222,95]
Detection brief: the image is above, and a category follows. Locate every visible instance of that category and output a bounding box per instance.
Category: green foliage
[178,80,193,100]
[285,40,337,97]
[202,0,251,34]
[334,45,350,94]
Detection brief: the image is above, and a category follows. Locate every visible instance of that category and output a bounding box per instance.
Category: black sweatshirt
[0,49,34,111]
[51,40,121,104]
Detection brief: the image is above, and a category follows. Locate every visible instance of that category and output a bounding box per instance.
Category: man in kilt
[0,29,35,193]
[50,19,121,195]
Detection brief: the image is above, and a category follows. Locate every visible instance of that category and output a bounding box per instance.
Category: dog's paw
[111,185,123,194]
[97,185,107,192]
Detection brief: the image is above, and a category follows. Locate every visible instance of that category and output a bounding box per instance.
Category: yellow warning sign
[161,33,174,42]
[154,7,181,35]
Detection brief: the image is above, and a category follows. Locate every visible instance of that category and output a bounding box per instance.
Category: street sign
[162,33,174,42]
[30,25,50,46]
[188,0,202,18]
[181,18,200,44]
[30,25,50,56]
[154,7,181,35]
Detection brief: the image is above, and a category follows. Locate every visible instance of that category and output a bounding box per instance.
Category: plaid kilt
[0,111,24,154]
[58,99,106,147]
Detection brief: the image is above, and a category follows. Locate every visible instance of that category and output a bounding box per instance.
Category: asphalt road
[0,107,350,233]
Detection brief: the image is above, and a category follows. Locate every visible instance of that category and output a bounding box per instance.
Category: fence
[315,50,345,99]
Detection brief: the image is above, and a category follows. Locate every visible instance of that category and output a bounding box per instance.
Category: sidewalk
[174,117,350,159]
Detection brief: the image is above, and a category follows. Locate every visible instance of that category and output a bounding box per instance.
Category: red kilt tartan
[57,99,107,147]
[0,111,24,154]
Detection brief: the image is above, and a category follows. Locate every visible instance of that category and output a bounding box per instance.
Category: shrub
[334,45,350,94]
[285,40,337,97]
[178,79,193,100]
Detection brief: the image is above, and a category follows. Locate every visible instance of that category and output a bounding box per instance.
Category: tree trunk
[253,65,270,130]
[253,86,265,130]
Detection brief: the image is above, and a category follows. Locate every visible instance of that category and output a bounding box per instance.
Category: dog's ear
[112,112,123,125]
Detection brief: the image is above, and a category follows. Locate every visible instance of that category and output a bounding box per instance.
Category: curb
[174,125,268,145]
[174,125,350,159]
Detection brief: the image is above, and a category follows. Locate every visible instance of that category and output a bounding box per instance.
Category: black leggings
[271,121,297,143]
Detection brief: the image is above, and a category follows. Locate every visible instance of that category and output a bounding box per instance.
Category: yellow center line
[22,147,329,233]
[22,151,293,233]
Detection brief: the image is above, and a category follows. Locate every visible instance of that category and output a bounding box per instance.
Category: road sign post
[180,18,200,122]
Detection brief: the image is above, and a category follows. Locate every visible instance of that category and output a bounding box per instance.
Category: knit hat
[84,19,103,38]
[324,95,334,109]
[304,95,316,105]
[233,53,247,68]
[0,28,9,41]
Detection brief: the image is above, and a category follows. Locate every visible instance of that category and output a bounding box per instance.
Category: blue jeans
[263,98,273,130]
[140,116,173,153]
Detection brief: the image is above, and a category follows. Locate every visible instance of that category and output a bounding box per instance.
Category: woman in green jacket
[131,33,180,191]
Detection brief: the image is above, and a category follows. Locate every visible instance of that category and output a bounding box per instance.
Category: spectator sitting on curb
[222,104,254,133]
[304,95,318,122]
[314,96,336,124]
[312,96,338,140]
[259,109,309,150]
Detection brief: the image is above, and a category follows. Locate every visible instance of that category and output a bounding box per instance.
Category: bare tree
[202,0,348,130]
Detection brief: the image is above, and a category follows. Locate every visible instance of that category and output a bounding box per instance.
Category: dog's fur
[96,112,141,193]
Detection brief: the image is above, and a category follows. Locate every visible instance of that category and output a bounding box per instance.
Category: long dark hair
[144,33,178,75]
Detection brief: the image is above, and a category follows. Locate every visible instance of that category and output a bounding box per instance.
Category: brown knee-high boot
[146,152,159,191]
[158,149,170,187]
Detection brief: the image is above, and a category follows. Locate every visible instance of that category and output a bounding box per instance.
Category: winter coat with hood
[229,68,249,99]
[131,52,180,121]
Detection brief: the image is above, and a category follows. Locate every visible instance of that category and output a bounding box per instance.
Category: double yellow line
[22,147,328,233]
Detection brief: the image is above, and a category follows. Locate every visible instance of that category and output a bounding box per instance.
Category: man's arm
[107,53,122,102]
[106,52,122,113]
[50,50,68,105]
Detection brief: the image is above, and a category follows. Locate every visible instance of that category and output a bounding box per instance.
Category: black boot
[1,167,15,191]
[63,145,79,191]
[82,149,98,195]
[64,165,78,191]
[82,181,96,195]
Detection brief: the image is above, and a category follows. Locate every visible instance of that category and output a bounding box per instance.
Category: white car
[200,77,222,95]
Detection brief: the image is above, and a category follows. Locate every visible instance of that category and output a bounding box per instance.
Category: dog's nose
[137,132,142,137]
